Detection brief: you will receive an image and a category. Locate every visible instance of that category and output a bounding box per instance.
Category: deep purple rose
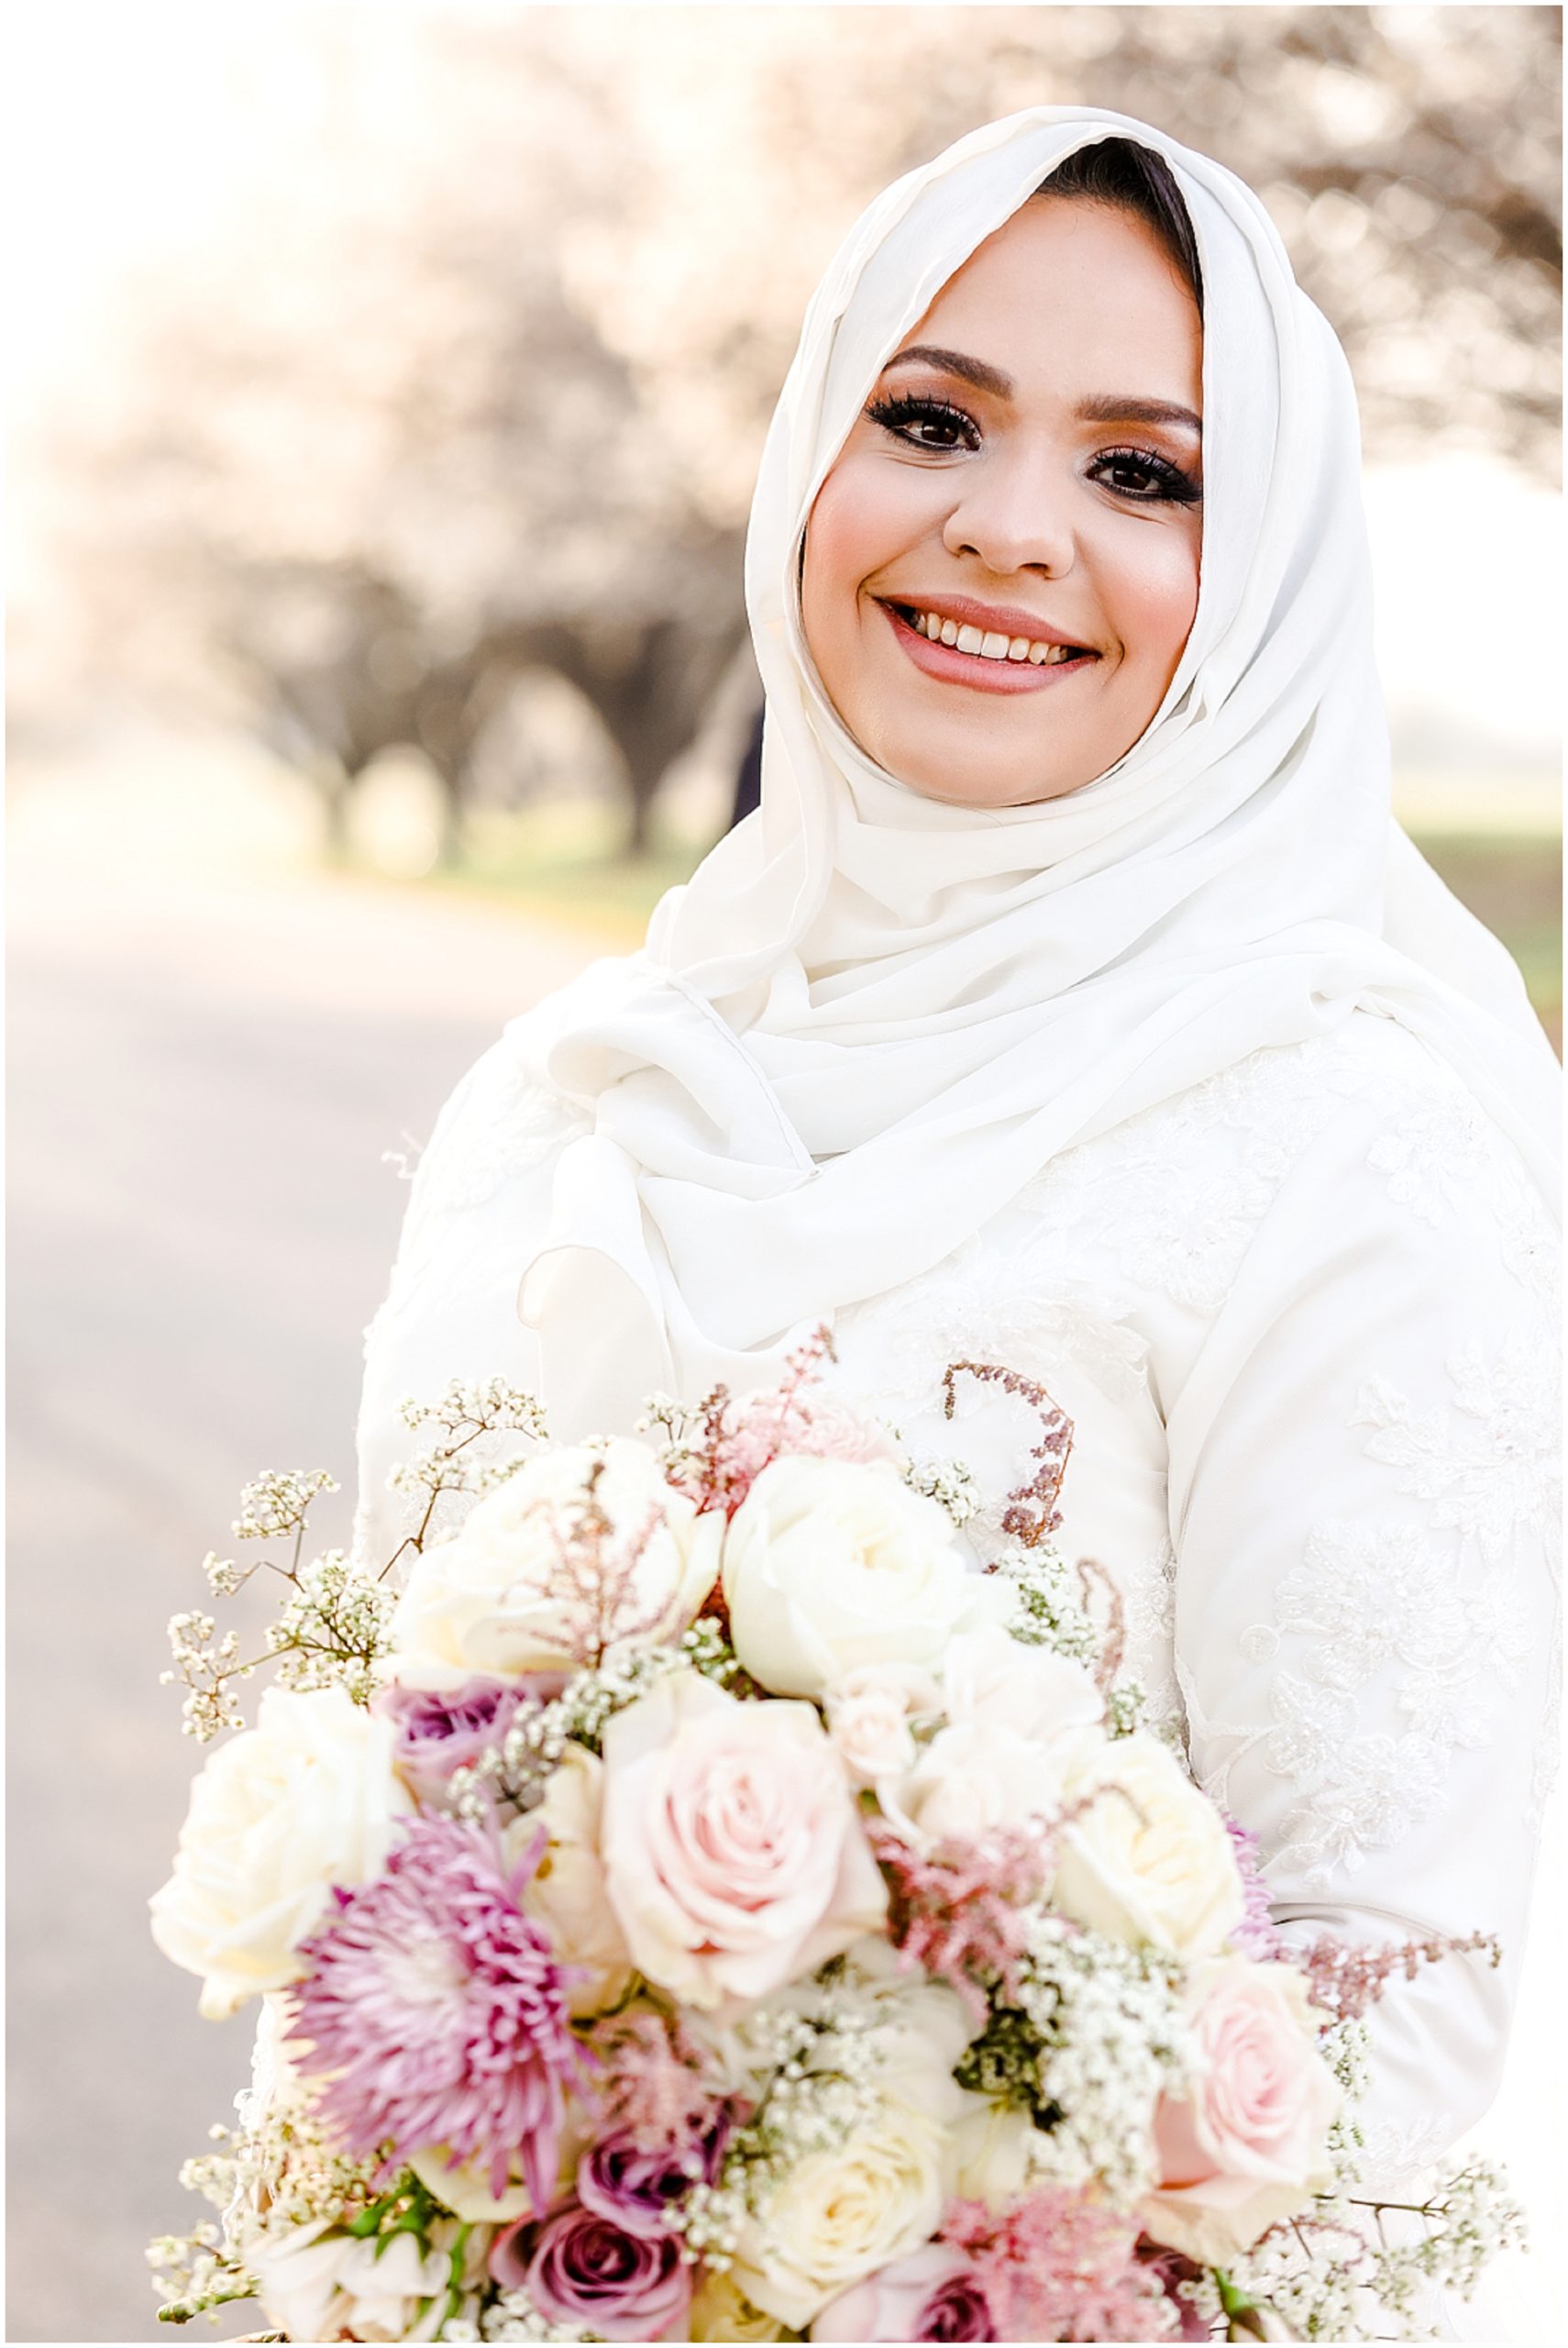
[374,1675,536,1805]
[916,2274,999,2342]
[577,2121,730,2238]
[496,2199,690,2342]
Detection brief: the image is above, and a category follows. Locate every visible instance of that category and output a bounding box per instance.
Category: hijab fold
[517,106,1559,1438]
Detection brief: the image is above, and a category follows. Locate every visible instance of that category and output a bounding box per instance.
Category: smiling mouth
[879,600,1101,689]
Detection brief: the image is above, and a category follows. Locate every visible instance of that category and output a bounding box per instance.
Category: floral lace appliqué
[1018,1033,1381,1318]
[414,1047,588,1219]
[1365,1084,1492,1227]
[1354,1338,1562,1570]
[1254,1518,1530,1883]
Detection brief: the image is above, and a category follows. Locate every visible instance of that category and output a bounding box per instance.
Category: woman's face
[801,195,1204,808]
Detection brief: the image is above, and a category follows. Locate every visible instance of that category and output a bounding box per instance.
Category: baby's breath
[160,1611,253,1743]
[901,1453,983,1527]
[1320,2016,1370,2183]
[448,1624,742,1822]
[679,1966,886,2268]
[384,1379,551,1567]
[988,1538,1099,1664]
[1362,2161,1527,2322]
[478,2290,606,2342]
[233,1468,338,1544]
[145,2224,256,2326]
[1101,1675,1147,1738]
[955,1914,1188,2205]
[264,1550,396,1703]
[398,1379,549,1443]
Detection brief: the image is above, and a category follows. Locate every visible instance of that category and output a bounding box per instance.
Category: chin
[874,732,1086,809]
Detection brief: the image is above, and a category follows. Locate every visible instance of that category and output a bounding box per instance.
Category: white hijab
[518,106,1560,1439]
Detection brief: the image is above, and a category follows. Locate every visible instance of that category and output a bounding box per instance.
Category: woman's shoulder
[1015,1012,1554,1324]
[403,1013,588,1223]
[400,950,660,1224]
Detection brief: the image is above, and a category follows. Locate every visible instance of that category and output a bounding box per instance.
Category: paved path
[7,742,599,2342]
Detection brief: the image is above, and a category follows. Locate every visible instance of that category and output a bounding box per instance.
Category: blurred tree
[18,4,1560,850]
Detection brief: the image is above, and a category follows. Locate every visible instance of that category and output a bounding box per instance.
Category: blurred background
[6,5,1562,2340]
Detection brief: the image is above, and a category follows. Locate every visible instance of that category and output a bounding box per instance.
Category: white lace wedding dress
[351,997,1561,2340]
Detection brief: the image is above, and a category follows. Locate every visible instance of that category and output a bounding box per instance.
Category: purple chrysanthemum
[286,1813,591,2204]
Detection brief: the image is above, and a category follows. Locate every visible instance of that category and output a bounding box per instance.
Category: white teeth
[909,607,1085,665]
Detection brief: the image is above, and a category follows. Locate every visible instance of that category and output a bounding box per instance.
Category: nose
[941,446,1077,579]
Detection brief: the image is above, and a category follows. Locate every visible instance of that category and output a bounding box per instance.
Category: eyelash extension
[1089,444,1203,506]
[864,392,982,450]
[865,393,1201,506]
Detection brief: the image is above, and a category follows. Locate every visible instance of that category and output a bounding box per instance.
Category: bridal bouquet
[149,1335,1520,2342]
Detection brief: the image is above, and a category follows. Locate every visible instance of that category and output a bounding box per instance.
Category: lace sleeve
[1165,1065,1560,2186]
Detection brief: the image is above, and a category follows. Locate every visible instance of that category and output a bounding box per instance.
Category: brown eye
[1088,445,1201,506]
[865,393,982,453]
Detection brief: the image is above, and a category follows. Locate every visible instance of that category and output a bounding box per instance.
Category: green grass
[1409,827,1562,1047]
[409,800,707,947]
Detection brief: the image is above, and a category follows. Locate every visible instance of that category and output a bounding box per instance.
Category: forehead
[899,197,1203,404]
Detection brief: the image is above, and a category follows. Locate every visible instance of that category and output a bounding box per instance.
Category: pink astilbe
[1221,1815,1286,1962]
[286,1814,592,2204]
[1295,1926,1502,2025]
[943,2189,1179,2342]
[664,1324,896,1520]
[870,1822,1058,2021]
[585,2006,728,2152]
[537,1461,675,1665]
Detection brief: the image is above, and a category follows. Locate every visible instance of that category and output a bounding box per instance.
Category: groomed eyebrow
[883,345,1201,435]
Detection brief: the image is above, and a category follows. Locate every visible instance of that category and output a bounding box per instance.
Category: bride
[350,109,1560,2332]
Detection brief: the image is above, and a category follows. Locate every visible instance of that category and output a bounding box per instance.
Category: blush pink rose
[1141,1956,1342,2265]
[811,2244,995,2342]
[600,1670,888,2010]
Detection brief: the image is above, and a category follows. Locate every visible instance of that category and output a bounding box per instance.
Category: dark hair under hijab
[1038,137,1204,315]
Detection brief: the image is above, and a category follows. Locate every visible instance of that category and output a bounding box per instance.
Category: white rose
[721,1455,988,1699]
[385,1437,723,1689]
[952,2100,1052,2209]
[1051,1731,1246,1958]
[824,1661,942,1786]
[689,2269,789,2342]
[819,1938,978,2126]
[253,2214,490,2343]
[884,1717,1072,1850]
[692,1937,976,2129]
[510,1741,634,2017]
[410,2098,588,2222]
[942,1623,1103,1743]
[731,2099,954,2330]
[149,1687,410,2019]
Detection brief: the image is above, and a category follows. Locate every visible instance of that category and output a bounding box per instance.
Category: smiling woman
[341,105,1560,2342]
[802,166,1204,805]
